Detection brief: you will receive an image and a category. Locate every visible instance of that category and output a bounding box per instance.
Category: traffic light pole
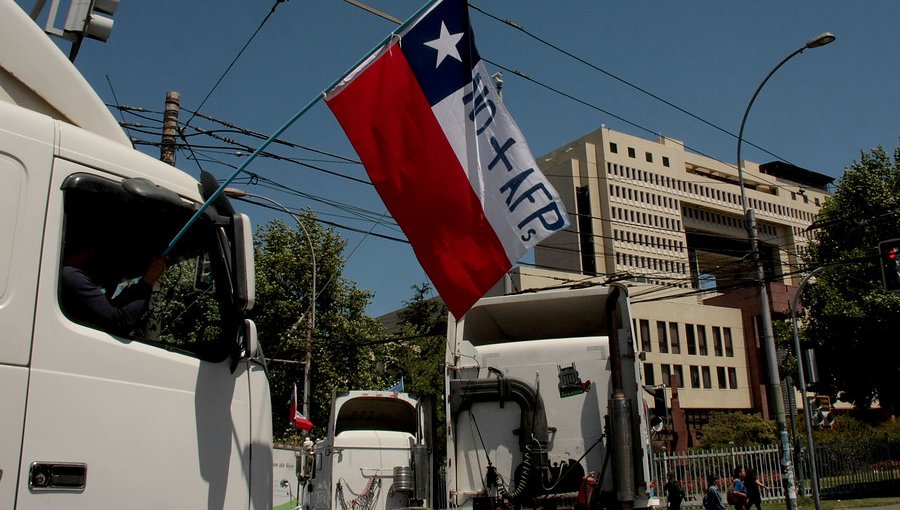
[791,267,824,510]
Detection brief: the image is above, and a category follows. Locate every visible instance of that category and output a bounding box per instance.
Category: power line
[238,197,408,244]
[469,2,794,166]
[153,129,814,273]
[482,58,810,199]
[182,0,288,130]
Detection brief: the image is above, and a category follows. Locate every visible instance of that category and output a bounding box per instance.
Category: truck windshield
[334,397,417,435]
[58,173,236,362]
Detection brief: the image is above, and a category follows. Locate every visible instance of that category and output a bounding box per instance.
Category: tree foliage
[804,144,900,413]
[249,216,387,442]
[358,283,449,457]
[696,412,776,449]
[397,283,448,457]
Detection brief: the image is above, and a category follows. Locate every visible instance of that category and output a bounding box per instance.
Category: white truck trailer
[308,391,435,510]
[1,1,272,507]
[445,285,657,510]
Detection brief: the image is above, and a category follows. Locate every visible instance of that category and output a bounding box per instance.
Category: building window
[657,321,669,353]
[662,156,670,167]
[713,326,723,356]
[662,364,672,387]
[640,319,652,352]
[686,323,697,355]
[673,365,684,388]
[644,363,655,386]
[702,366,712,388]
[628,147,636,158]
[646,152,653,163]
[717,367,727,389]
[610,142,618,153]
[697,324,708,355]
[669,322,681,354]
[724,327,734,357]
[690,365,701,388]
[728,367,738,389]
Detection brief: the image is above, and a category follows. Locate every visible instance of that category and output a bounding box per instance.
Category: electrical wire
[181,0,289,130]
[481,58,815,199]
[468,2,794,166]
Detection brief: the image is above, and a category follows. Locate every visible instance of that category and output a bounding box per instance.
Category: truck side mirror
[233,213,255,311]
[243,319,259,360]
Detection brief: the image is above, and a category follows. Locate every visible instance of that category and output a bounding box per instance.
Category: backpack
[702,488,715,510]
[667,481,684,503]
[726,486,736,505]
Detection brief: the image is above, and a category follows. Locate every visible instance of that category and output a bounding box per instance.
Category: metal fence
[651,441,899,507]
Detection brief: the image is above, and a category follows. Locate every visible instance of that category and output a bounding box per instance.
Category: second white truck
[308,391,435,510]
[445,285,657,510]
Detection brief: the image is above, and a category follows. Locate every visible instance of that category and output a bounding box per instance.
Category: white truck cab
[309,391,434,510]
[1,1,272,508]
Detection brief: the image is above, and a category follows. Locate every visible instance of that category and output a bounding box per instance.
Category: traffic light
[807,395,824,427]
[65,0,119,42]
[879,238,900,292]
[645,385,667,432]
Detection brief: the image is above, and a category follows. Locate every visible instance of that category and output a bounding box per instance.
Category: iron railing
[650,441,899,507]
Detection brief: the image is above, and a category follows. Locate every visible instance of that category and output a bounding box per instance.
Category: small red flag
[290,383,314,432]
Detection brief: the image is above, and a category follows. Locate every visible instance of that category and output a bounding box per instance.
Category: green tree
[696,412,776,448]
[804,144,900,413]
[397,283,448,457]
[809,415,876,446]
[250,216,386,442]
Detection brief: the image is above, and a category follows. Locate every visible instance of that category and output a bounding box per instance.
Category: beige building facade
[505,126,832,437]
[535,127,828,290]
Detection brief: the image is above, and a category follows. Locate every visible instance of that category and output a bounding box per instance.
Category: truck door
[19,162,253,509]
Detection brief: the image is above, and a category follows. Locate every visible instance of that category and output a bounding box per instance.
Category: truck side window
[58,174,233,362]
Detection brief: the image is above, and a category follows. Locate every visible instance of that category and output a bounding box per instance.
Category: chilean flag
[325,0,568,319]
[290,383,314,432]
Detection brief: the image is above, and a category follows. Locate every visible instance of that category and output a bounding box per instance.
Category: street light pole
[225,188,317,425]
[735,31,835,510]
[791,267,825,510]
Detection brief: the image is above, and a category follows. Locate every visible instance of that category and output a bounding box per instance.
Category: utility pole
[160,91,180,165]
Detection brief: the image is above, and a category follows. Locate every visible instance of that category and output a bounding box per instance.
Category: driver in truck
[61,234,167,336]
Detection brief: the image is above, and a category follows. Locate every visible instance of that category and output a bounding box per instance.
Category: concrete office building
[525,126,832,430]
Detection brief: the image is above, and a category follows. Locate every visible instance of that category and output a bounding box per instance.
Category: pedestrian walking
[744,468,767,510]
[664,472,684,510]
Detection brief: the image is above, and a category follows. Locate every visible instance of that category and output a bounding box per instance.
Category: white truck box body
[446,286,655,510]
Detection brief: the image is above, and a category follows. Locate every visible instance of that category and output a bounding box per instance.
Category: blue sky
[20,0,899,316]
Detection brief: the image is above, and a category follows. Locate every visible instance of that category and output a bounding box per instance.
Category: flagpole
[163,94,322,255]
[162,0,441,256]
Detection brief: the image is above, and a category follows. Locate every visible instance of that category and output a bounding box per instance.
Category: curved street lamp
[225,187,317,426]
[734,32,835,510]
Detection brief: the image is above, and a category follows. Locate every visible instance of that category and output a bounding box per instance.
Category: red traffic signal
[879,239,900,292]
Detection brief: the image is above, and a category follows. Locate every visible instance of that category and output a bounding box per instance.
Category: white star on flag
[424,21,463,68]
